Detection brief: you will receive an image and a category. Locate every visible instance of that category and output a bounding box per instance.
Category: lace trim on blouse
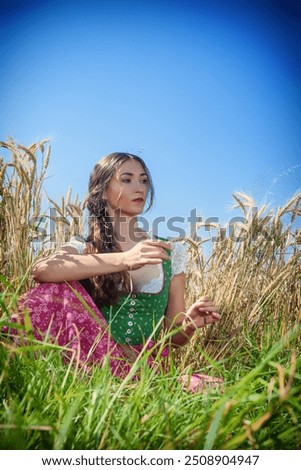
[62,235,187,293]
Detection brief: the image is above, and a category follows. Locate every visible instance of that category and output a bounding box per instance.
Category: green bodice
[101,258,172,345]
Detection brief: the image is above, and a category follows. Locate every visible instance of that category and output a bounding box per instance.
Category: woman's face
[104,159,149,217]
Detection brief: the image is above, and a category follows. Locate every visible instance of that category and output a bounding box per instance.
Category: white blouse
[63,235,188,294]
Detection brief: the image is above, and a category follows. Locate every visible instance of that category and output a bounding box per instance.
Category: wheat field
[0,138,300,450]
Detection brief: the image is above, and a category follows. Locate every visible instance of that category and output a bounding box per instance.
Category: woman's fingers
[142,241,171,261]
[140,239,171,250]
[196,309,221,323]
[192,298,219,312]
[143,239,172,250]
[184,294,221,332]
[125,238,172,269]
[185,307,221,329]
[144,257,167,264]
[212,311,221,320]
[145,250,170,261]
[184,315,216,330]
[198,305,219,313]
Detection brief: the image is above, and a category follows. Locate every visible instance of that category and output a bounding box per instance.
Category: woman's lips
[132,198,144,203]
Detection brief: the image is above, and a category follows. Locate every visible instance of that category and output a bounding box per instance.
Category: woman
[15,152,222,390]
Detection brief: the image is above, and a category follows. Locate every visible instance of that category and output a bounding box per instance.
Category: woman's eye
[121,178,148,184]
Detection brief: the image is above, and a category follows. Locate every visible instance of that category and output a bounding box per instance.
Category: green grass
[0,320,300,450]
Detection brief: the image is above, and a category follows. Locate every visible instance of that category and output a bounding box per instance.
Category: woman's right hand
[122,239,171,270]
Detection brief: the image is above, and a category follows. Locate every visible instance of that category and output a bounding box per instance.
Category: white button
[130,307,135,312]
[132,294,137,298]
[125,338,131,342]
[128,321,133,326]
[130,300,136,306]
[127,329,131,334]
[128,314,133,318]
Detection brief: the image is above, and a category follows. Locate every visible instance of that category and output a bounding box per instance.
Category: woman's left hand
[183,296,221,332]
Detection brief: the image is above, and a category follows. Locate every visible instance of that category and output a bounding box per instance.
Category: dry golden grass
[0,138,50,285]
[1,138,300,363]
[0,138,84,292]
[183,192,301,364]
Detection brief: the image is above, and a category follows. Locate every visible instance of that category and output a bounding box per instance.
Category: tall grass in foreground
[0,329,300,450]
[0,138,300,449]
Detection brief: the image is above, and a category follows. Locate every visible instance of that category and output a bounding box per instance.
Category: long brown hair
[83,152,154,306]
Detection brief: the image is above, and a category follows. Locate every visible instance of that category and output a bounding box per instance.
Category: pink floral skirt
[5,281,223,392]
[8,280,169,377]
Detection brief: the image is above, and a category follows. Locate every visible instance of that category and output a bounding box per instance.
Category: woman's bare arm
[164,273,221,347]
[32,245,129,283]
[32,239,171,283]
[163,273,195,347]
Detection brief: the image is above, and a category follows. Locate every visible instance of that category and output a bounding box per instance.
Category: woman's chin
[114,208,143,217]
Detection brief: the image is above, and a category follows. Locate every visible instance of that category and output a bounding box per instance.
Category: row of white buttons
[126,296,137,342]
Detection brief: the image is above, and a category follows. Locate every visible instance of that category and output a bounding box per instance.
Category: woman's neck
[112,212,146,247]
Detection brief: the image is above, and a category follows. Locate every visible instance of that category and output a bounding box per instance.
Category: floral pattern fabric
[6,280,169,378]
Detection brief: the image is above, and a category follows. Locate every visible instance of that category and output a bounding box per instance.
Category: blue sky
[1,0,300,239]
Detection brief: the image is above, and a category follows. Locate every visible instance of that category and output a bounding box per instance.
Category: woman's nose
[133,181,145,192]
